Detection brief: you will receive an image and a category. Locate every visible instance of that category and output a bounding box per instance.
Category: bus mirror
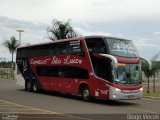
[135,66,139,71]
[140,57,152,70]
[99,54,118,68]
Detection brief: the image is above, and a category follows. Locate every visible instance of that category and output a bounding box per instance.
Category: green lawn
[0,71,14,79]
[143,92,160,98]
[143,81,160,98]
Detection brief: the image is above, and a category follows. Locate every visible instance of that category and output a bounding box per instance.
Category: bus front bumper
[109,86,143,100]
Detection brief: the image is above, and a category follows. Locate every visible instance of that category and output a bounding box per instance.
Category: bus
[15,36,151,100]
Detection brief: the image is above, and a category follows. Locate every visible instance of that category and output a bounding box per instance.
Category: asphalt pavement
[0,78,160,120]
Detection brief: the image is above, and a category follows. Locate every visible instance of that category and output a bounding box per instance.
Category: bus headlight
[139,87,143,91]
[115,88,121,92]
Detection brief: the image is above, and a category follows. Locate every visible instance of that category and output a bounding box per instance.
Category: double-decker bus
[16,36,151,100]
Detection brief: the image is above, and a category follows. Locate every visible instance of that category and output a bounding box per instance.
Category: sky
[0,0,160,61]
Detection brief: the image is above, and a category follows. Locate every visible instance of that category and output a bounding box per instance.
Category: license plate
[128,95,134,99]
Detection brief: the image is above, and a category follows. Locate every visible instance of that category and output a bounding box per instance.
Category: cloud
[80,23,91,28]
[154,32,160,35]
[0,16,50,61]
[75,27,111,36]
[0,16,49,43]
[0,0,160,23]
[0,0,160,61]
[131,37,160,59]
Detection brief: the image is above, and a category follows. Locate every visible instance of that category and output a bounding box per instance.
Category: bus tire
[25,80,32,92]
[81,86,91,101]
[33,80,41,93]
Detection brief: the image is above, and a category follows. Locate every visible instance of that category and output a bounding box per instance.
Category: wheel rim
[27,82,31,90]
[83,89,90,100]
[33,84,37,92]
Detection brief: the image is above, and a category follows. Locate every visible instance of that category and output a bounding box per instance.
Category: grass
[143,81,160,98]
[143,92,160,98]
[0,71,14,79]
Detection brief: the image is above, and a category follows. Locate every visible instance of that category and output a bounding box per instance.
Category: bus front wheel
[82,86,91,101]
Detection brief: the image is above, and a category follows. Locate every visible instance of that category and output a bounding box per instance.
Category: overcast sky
[0,0,160,61]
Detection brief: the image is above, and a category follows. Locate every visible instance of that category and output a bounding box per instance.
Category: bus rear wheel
[25,80,32,92]
[32,80,41,93]
[82,87,91,101]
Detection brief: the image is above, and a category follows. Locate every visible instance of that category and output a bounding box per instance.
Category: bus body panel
[16,38,94,94]
[16,36,143,100]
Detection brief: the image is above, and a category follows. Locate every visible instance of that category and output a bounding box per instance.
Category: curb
[0,78,14,80]
[143,96,160,100]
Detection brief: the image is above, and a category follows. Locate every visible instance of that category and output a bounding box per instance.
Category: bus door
[92,56,112,99]
[84,37,112,99]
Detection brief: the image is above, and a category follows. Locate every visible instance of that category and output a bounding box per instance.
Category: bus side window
[29,45,52,57]
[55,43,68,56]
[37,66,59,77]
[93,58,112,82]
[68,40,85,56]
[66,67,89,79]
[50,44,56,55]
[85,38,107,53]
[36,66,89,79]
[20,49,28,58]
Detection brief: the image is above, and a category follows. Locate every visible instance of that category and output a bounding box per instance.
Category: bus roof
[17,37,84,49]
[17,35,132,49]
[84,35,131,41]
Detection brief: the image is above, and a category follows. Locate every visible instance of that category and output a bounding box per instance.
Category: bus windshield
[114,64,141,85]
[106,38,139,58]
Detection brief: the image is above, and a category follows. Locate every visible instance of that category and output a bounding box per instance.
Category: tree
[150,52,160,93]
[142,51,160,93]
[141,61,152,93]
[3,36,20,63]
[47,19,79,41]
[3,36,20,77]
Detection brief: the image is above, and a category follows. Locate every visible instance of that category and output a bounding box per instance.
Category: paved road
[0,79,160,120]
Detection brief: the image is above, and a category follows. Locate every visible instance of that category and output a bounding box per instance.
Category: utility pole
[16,29,24,45]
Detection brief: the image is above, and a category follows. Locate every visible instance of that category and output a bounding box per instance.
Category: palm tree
[3,36,20,77]
[150,52,160,93]
[141,61,152,93]
[47,19,78,41]
[3,36,20,63]
[142,51,160,93]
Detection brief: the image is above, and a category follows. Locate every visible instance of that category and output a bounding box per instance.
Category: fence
[0,68,14,79]
[142,71,160,93]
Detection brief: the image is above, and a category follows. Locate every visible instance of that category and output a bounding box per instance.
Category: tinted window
[68,40,84,56]
[36,66,89,79]
[106,38,139,58]
[91,55,112,82]
[28,44,53,57]
[27,41,84,57]
[85,38,107,53]
[17,48,28,58]
[55,43,68,55]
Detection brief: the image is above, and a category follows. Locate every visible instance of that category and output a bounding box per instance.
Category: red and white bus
[16,36,151,100]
